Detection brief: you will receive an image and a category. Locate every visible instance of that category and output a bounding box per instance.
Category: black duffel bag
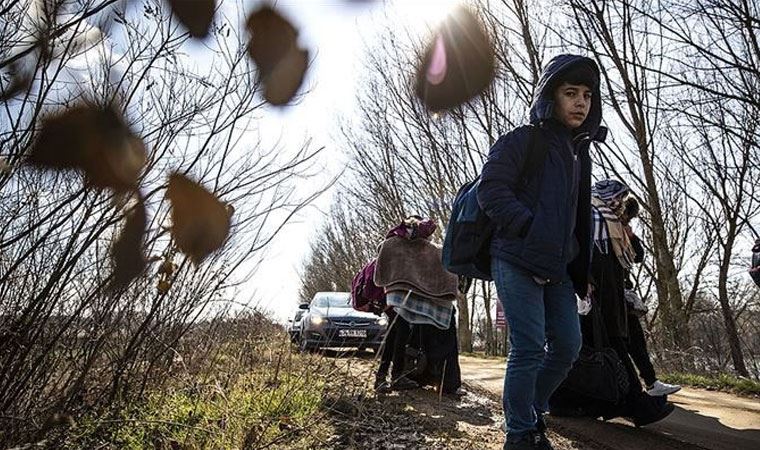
[559,293,630,404]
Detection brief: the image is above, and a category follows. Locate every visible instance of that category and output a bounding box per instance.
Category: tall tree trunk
[642,164,690,351]
[568,0,693,352]
[717,228,749,376]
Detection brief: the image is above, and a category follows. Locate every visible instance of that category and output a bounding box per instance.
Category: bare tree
[0,1,324,444]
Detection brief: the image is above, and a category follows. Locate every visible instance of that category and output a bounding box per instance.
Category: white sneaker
[646,380,681,396]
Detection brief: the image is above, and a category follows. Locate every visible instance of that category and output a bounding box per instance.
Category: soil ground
[458,355,760,450]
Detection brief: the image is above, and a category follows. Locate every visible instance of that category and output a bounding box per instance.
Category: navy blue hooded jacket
[476,55,607,297]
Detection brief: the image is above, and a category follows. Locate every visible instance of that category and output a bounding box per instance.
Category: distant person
[478,55,607,450]
[750,238,760,288]
[374,216,459,392]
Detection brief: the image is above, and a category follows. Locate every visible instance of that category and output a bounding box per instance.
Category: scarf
[386,216,436,240]
[591,180,636,269]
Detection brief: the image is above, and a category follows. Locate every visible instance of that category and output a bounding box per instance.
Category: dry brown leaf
[415,6,495,112]
[264,47,308,105]
[157,278,171,294]
[27,104,146,192]
[246,6,308,106]
[167,0,215,38]
[109,197,147,292]
[0,156,10,174]
[159,257,176,276]
[166,173,231,265]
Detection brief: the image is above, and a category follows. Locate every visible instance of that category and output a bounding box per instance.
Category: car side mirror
[298,303,309,310]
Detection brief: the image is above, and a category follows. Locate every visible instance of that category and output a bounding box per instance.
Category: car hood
[311,307,377,319]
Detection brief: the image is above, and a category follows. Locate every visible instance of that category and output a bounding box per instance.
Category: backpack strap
[518,123,548,187]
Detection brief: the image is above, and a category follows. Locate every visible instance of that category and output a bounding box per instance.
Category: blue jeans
[492,258,581,441]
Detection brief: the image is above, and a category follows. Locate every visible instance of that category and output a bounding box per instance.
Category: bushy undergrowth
[7,312,361,449]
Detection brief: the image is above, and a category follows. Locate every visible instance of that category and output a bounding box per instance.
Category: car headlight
[311,315,325,325]
[377,316,388,327]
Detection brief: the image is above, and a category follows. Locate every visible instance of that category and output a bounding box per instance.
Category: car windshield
[312,294,351,308]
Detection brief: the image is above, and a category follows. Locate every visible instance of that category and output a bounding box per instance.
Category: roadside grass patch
[66,340,337,449]
[660,372,760,397]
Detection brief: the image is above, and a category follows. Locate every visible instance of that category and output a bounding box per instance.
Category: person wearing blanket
[374,216,464,395]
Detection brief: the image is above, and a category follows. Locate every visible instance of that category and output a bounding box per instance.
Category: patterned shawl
[591,180,636,269]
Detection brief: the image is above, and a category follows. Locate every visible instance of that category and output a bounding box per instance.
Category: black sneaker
[391,376,419,391]
[534,431,554,450]
[374,378,391,392]
[503,431,554,450]
[536,414,546,433]
[443,387,468,398]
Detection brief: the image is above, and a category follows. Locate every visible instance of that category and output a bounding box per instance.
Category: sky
[3,0,462,324]
[240,1,463,323]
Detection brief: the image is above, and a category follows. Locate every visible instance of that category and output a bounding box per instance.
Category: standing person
[586,180,674,425]
[619,197,681,397]
[478,55,606,450]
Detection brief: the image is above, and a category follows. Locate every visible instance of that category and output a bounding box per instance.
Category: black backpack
[442,125,548,280]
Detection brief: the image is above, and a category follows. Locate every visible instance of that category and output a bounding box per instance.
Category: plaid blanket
[386,290,453,330]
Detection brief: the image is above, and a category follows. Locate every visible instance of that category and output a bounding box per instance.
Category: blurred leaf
[166,173,231,265]
[246,6,308,106]
[27,104,146,192]
[159,257,176,276]
[157,278,171,294]
[167,0,215,38]
[415,6,495,112]
[0,156,10,174]
[109,197,147,292]
[1,63,33,102]
[264,47,308,105]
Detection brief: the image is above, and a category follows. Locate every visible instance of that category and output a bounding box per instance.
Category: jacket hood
[529,54,606,142]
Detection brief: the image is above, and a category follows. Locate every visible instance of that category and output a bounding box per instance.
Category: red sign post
[496,300,506,329]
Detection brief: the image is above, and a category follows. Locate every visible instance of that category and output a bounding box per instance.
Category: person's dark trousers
[626,314,657,386]
[390,314,412,380]
[377,311,398,377]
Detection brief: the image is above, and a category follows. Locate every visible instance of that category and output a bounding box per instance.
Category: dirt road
[458,355,760,450]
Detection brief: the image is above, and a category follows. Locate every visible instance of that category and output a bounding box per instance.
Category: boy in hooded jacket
[477,55,607,450]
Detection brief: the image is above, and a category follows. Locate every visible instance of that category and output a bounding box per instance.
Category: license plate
[338,329,367,338]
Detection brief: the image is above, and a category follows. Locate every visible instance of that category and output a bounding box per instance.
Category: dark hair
[553,64,599,92]
[622,197,640,223]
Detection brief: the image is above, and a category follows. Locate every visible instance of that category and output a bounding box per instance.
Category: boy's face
[553,82,592,129]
